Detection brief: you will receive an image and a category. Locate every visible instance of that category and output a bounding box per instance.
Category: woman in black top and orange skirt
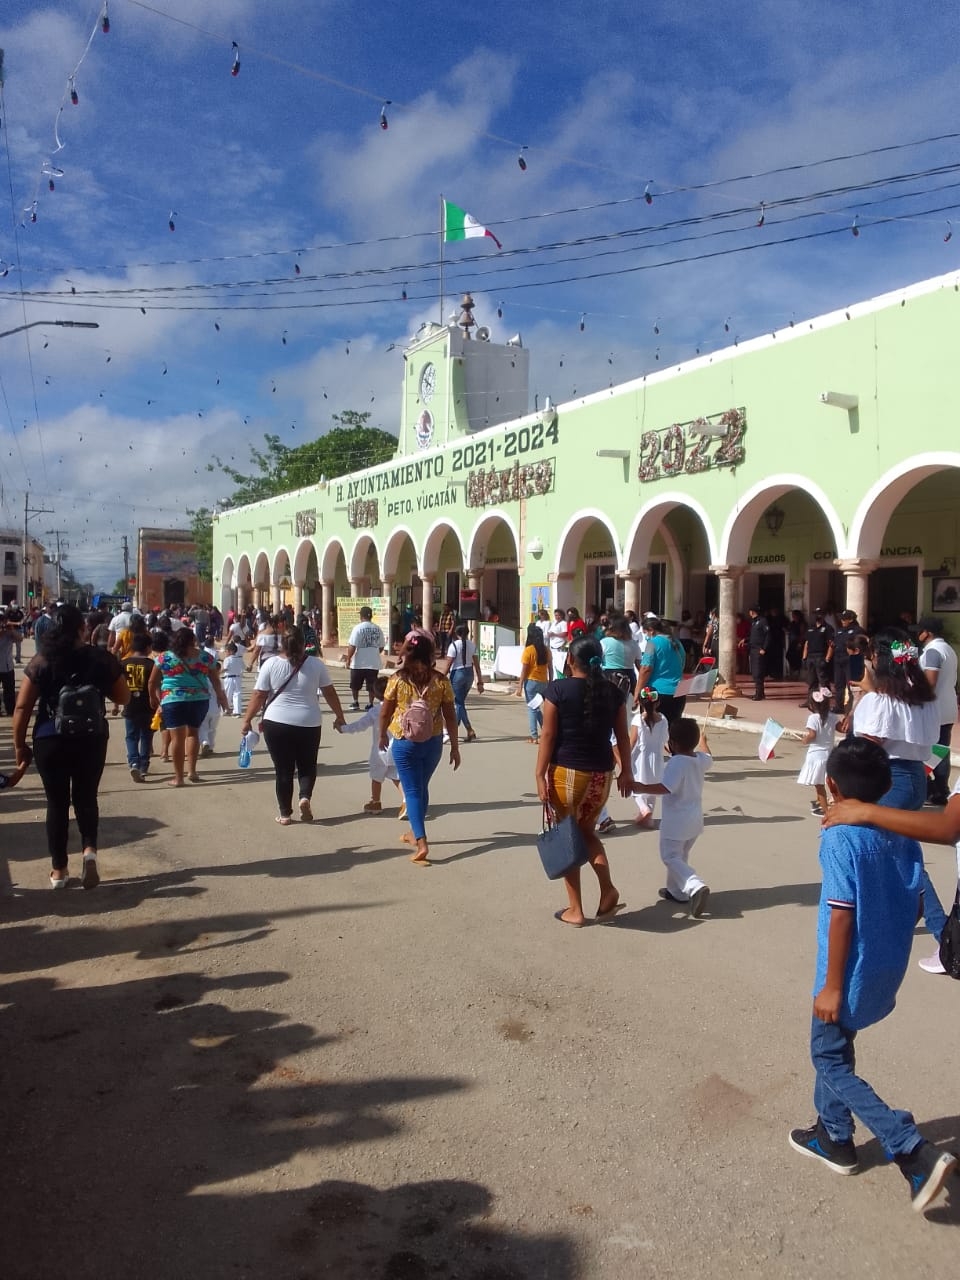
[536,635,634,926]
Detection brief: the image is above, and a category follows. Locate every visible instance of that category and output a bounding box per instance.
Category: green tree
[188,507,214,585]
[209,411,397,507]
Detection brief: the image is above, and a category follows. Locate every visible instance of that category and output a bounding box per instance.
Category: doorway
[757,573,785,613]
[163,577,185,609]
[868,567,918,629]
[495,569,519,629]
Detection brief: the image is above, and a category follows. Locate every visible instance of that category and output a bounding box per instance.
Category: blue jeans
[391,734,444,840]
[811,1017,921,1157]
[125,716,152,774]
[450,668,474,732]
[880,758,948,940]
[523,679,548,737]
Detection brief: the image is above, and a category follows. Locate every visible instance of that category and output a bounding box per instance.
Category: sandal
[81,852,100,891]
[276,815,293,826]
[465,730,477,743]
[363,800,382,812]
[527,737,539,744]
[299,798,314,822]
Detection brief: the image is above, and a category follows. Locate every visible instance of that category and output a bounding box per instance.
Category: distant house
[136,528,204,610]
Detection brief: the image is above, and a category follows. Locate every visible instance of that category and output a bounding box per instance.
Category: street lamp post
[0,319,99,341]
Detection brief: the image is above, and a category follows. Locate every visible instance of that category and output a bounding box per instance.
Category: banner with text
[336,596,391,645]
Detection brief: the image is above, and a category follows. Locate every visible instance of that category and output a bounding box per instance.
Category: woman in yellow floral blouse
[379,632,460,863]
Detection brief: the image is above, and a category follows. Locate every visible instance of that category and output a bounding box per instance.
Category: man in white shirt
[107,603,141,652]
[918,614,958,805]
[344,606,385,710]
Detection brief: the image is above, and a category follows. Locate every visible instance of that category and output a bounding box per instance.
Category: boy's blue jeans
[391,735,444,840]
[125,716,152,774]
[811,1017,921,1157]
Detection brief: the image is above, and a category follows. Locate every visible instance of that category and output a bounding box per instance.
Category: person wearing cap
[918,615,958,806]
[747,604,769,701]
[833,609,866,714]
[802,609,835,696]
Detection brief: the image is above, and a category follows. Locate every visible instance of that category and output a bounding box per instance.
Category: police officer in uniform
[802,607,834,694]
[832,608,865,713]
[748,604,769,700]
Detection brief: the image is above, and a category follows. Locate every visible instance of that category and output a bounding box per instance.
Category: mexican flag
[442,199,502,250]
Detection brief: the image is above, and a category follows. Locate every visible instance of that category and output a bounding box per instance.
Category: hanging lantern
[644,182,653,205]
[168,210,176,232]
[518,146,528,171]
[70,79,79,106]
[101,4,110,33]
[851,215,860,238]
[231,42,240,76]
[944,221,953,244]
[579,313,586,332]
[756,201,766,228]
[380,101,391,130]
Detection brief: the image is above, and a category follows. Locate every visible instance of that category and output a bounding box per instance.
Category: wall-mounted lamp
[819,391,859,410]
[595,449,631,459]
[526,536,544,559]
[540,406,558,429]
[763,504,786,536]
[446,480,467,492]
[333,504,349,513]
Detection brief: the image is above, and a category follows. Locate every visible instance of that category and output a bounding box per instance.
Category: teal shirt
[641,633,684,694]
[601,635,641,670]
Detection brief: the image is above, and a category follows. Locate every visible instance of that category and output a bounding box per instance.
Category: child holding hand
[634,716,712,917]
[797,687,840,817]
[631,686,668,828]
[336,675,405,816]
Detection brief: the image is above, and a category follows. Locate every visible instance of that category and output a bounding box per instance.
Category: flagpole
[438,194,445,326]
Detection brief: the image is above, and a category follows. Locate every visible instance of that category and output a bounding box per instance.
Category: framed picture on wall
[932,577,960,611]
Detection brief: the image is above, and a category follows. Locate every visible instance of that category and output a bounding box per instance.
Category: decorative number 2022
[661,424,685,475]
[637,411,746,483]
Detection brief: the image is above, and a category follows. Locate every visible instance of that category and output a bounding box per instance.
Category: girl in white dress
[632,687,670,827]
[797,687,840,816]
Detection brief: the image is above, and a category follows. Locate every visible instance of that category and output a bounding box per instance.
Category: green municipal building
[213,272,960,683]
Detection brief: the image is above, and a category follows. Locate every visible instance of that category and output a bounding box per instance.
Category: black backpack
[53,679,105,737]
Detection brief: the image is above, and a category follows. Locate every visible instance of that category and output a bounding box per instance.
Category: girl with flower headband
[797,687,840,817]
[631,687,669,828]
[849,627,950,958]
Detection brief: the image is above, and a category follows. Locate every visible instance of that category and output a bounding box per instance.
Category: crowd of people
[3,589,959,1214]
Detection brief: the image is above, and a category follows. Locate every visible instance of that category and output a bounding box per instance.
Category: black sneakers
[788,1119,858,1175]
[894,1140,958,1213]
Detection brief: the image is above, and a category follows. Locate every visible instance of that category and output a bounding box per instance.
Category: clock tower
[397,295,530,455]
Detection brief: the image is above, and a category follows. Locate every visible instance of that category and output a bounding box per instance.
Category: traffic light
[27,582,35,599]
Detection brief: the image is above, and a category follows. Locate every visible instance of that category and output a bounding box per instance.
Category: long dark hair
[401,631,435,681]
[168,627,197,659]
[283,626,306,664]
[454,622,469,663]
[40,604,86,681]
[568,635,609,729]
[604,613,631,641]
[870,627,935,706]
[525,622,547,665]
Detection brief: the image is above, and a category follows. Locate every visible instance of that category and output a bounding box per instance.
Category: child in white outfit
[631,687,669,827]
[336,676,405,815]
[636,716,712,918]
[222,643,245,717]
[797,687,840,816]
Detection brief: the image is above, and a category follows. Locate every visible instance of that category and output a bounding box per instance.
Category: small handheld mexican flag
[442,199,502,250]
[925,743,951,777]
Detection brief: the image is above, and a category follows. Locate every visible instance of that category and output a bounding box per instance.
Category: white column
[547,571,574,610]
[349,577,362,598]
[710,564,745,686]
[321,580,335,647]
[618,571,641,617]
[836,558,876,624]
[421,576,435,629]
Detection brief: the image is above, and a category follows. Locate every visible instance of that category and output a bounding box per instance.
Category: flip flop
[596,902,626,923]
[554,909,585,927]
[275,815,293,826]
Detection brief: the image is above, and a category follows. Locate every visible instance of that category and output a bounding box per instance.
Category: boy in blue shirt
[789,737,958,1212]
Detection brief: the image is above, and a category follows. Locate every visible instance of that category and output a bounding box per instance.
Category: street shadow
[711,768,802,782]
[702,812,805,827]
[611,881,821,930]
[854,1113,960,1225]
[1,968,509,1280]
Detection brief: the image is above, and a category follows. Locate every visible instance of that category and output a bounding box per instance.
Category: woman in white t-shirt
[446,623,484,743]
[240,628,346,824]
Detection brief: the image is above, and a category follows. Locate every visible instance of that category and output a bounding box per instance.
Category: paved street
[2,674,959,1278]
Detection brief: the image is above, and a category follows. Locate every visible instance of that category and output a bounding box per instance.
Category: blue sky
[0,0,958,587]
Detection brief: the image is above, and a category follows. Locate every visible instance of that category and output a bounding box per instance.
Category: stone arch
[220,555,236,591]
[319,537,348,584]
[719,475,846,566]
[382,526,419,579]
[271,545,293,585]
[465,511,520,570]
[420,518,466,577]
[623,493,719,570]
[252,550,271,588]
[554,508,622,576]
[849,452,960,558]
[349,533,379,583]
[293,537,319,586]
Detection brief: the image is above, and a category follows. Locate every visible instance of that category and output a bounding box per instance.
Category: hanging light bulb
[644,181,653,205]
[281,330,288,346]
[294,259,301,275]
[401,288,407,300]
[0,260,8,278]
[69,78,79,106]
[168,210,177,232]
[851,215,860,238]
[101,3,110,33]
[653,318,660,335]
[29,202,37,223]
[518,146,528,171]
[724,317,730,332]
[756,201,766,228]
[579,313,586,332]
[380,101,391,130]
[231,42,240,76]
[944,220,953,243]
[497,300,503,319]
[48,178,55,191]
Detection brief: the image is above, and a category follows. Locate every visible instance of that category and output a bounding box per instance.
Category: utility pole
[121,534,130,595]
[23,493,53,604]
[45,529,67,600]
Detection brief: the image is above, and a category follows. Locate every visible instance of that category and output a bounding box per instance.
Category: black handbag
[536,803,590,880]
[938,885,960,980]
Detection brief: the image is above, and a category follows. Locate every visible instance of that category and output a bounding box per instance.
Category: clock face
[419,362,437,404]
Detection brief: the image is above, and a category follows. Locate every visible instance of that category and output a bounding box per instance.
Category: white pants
[223,674,242,716]
[200,702,221,749]
[634,792,658,819]
[659,836,705,900]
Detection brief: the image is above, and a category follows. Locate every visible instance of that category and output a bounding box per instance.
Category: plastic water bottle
[238,739,251,769]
